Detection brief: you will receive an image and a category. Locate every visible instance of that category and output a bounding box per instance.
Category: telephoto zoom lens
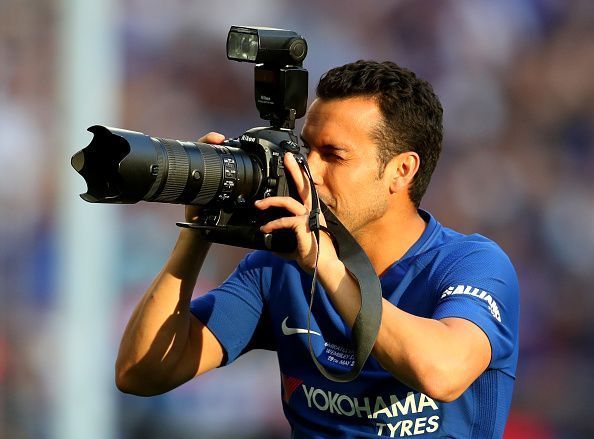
[71,125,263,206]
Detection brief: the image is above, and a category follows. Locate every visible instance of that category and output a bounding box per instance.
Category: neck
[354,206,427,276]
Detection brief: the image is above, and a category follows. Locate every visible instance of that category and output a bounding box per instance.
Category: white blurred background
[1,0,594,438]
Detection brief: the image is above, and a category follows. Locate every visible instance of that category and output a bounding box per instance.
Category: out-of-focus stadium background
[1,0,593,438]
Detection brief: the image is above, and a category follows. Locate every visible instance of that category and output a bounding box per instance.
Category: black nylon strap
[298,159,382,382]
[317,225,338,252]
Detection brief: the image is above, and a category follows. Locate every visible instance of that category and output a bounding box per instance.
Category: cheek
[339,178,377,207]
[357,175,389,205]
[322,166,382,208]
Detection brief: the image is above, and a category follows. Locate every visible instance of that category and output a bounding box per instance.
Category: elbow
[115,373,163,397]
[420,380,464,403]
[114,368,140,395]
[114,364,164,397]
[378,355,470,403]
[115,374,133,395]
[114,359,135,394]
[115,370,135,395]
[412,363,468,403]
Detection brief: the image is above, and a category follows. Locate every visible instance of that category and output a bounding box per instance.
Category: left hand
[255,152,338,272]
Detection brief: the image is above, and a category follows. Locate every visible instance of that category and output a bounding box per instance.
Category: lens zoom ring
[144,141,166,201]
[157,139,190,202]
[193,146,221,205]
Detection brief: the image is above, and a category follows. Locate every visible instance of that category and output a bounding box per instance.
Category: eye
[320,148,344,161]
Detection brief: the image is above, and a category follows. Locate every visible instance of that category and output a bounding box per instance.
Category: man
[115,61,519,438]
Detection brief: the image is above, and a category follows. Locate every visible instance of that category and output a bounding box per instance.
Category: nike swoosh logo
[281,317,321,336]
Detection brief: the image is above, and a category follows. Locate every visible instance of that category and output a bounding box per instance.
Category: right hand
[185,132,226,223]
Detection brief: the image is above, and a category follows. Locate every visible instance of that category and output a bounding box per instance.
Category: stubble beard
[318,180,388,239]
[338,193,388,240]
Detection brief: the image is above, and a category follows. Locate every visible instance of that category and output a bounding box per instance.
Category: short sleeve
[432,242,519,376]
[190,251,270,365]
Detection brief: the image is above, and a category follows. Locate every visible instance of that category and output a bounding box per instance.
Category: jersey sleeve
[431,240,519,375]
[189,251,270,365]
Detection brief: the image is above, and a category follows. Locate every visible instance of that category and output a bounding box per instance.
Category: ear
[385,151,420,194]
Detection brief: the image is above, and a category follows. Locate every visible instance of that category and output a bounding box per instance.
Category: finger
[260,215,309,234]
[256,197,328,231]
[198,132,225,144]
[284,153,312,208]
[255,196,308,217]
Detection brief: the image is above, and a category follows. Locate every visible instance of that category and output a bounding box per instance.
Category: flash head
[227,26,307,66]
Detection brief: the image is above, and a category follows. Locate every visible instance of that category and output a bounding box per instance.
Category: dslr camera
[72,26,309,252]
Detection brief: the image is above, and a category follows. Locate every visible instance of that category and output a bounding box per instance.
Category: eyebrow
[299,136,347,152]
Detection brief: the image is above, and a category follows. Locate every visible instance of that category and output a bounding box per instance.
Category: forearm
[372,305,477,401]
[316,256,360,327]
[115,228,212,392]
[317,256,487,401]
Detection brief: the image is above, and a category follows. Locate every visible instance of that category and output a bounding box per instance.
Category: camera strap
[297,160,382,383]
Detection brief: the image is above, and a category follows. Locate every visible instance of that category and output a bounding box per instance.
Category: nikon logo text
[240,135,256,143]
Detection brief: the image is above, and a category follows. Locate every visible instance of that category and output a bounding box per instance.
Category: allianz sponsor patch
[440,285,502,322]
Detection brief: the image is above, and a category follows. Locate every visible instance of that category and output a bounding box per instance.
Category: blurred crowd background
[1,0,594,438]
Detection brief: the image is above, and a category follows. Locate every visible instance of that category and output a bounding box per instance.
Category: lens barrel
[71,126,262,206]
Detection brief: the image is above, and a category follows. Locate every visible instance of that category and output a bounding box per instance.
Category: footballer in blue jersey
[116,61,519,438]
[190,210,519,438]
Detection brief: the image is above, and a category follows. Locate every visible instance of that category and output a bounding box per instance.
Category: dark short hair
[316,60,443,207]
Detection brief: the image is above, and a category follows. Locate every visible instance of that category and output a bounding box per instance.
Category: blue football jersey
[190,210,519,438]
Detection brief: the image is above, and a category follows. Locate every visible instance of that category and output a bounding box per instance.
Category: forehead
[301,97,382,147]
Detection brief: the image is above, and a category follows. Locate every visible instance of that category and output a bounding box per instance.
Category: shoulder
[240,250,277,267]
[418,213,517,285]
[237,251,303,284]
[412,214,519,307]
[424,222,519,321]
[436,232,517,284]
[415,210,515,269]
[240,250,295,271]
[443,231,512,261]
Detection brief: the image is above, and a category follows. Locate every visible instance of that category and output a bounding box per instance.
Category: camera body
[72,26,309,252]
[179,126,304,252]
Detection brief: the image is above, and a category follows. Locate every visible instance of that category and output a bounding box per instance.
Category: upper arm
[432,242,520,375]
[174,314,225,382]
[189,251,271,365]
